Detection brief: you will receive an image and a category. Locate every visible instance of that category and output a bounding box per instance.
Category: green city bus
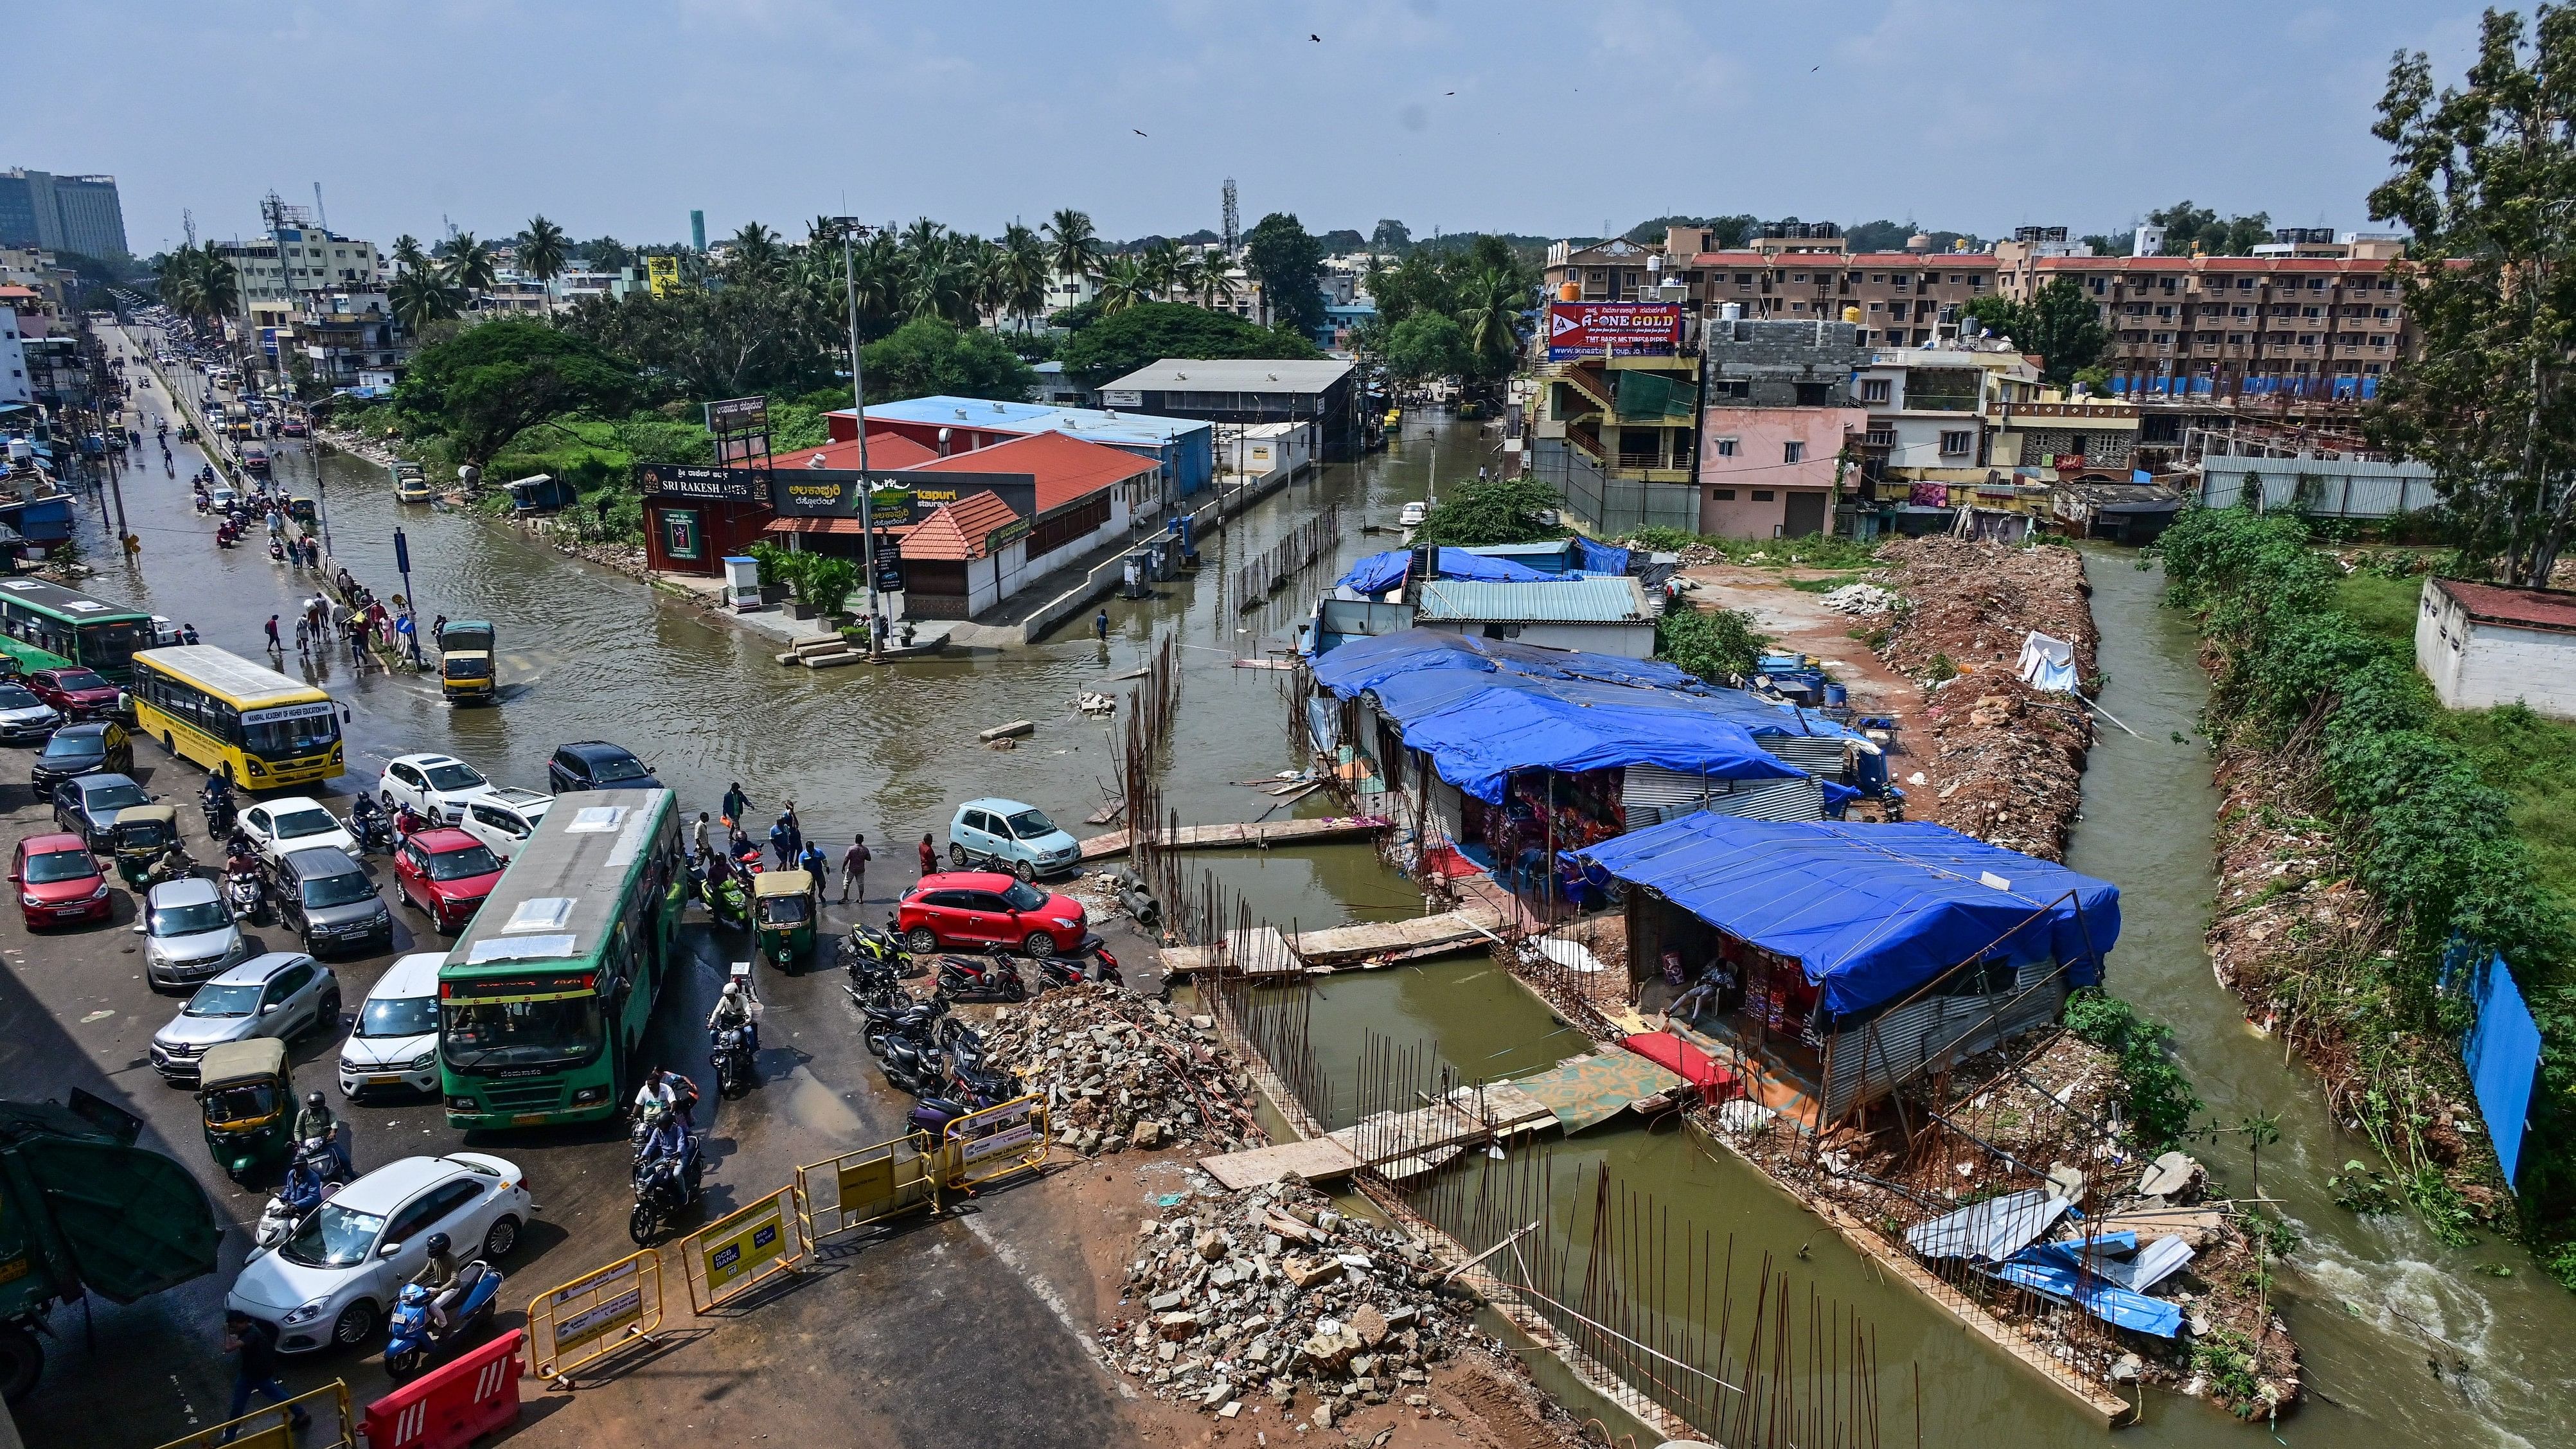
[0,578,153,682]
[438,789,685,1129]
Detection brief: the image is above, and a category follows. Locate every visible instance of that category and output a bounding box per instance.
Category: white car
[1398,501,1428,528]
[458,788,552,862]
[377,753,497,824]
[229,1153,532,1354]
[338,952,443,1099]
[238,797,357,867]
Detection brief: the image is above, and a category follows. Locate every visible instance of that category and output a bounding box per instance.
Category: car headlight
[280,1299,330,1326]
[409,1051,436,1071]
[19,894,39,909]
[1053,917,1080,931]
[83,882,108,902]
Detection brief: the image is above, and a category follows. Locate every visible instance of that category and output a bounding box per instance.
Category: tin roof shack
[1096,357,1361,463]
[1414,576,1659,658]
[1580,812,2120,1126]
[2048,479,2185,544]
[2416,578,2576,719]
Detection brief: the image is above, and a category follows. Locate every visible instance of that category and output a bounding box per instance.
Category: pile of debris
[1870,537,2097,686]
[1912,674,2092,861]
[986,985,1266,1156]
[1099,1172,1473,1425]
[1818,581,1903,616]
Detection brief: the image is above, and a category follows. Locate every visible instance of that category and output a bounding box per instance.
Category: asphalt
[0,321,1171,1448]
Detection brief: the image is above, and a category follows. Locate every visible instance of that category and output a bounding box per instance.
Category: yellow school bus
[130,646,346,789]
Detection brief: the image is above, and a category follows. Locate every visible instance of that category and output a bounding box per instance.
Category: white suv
[377,753,498,824]
[458,788,553,862]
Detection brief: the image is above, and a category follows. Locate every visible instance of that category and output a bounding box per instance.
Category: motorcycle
[346,799,395,857]
[849,985,951,1058]
[692,862,749,929]
[267,539,285,564]
[935,953,1027,1004]
[876,1035,951,1098]
[224,865,266,925]
[200,779,236,836]
[253,1138,350,1250]
[629,1141,704,1245]
[839,922,910,986]
[710,1024,754,1099]
[1036,945,1123,993]
[384,1262,504,1382]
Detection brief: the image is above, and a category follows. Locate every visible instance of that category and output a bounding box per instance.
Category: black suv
[31,720,134,791]
[547,740,659,794]
[271,846,393,958]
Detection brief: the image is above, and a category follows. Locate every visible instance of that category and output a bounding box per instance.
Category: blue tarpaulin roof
[1577,813,2120,1017]
[1392,684,1805,803]
[1334,547,1560,595]
[1314,628,1701,697]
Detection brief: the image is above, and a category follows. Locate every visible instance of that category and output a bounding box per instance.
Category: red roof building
[2418,577,2576,720]
[897,430,1161,621]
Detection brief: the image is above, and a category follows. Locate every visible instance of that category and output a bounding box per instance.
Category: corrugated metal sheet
[1415,576,1653,625]
[1824,963,2062,1118]
[1622,765,1719,824]
[1763,734,1848,779]
[1703,777,1824,822]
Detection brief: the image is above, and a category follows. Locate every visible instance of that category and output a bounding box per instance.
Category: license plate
[512,1113,548,1125]
[367,1074,402,1085]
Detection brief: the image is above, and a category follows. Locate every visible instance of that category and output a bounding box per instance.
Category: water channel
[88,352,2576,1445]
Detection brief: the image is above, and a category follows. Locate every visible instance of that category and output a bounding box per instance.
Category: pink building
[1696,405,1866,538]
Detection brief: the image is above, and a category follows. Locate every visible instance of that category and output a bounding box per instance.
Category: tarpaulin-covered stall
[1334,547,1563,596]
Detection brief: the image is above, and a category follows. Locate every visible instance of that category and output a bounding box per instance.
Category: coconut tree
[1043,208,1102,293]
[1196,258,1242,312]
[390,234,427,275]
[725,221,783,282]
[389,269,463,333]
[999,222,1050,330]
[441,233,498,297]
[517,215,569,286]
[1095,255,1150,316]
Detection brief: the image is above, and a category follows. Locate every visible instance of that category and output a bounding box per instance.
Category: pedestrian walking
[918,832,938,876]
[1094,609,1110,643]
[781,797,801,846]
[722,781,750,831]
[348,624,369,673]
[219,1310,310,1441]
[799,839,829,889]
[292,614,310,660]
[691,812,713,861]
[263,614,281,653]
[840,833,872,903]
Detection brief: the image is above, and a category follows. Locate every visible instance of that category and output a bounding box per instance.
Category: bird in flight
[1310,33,1322,42]
[1133,129,1148,136]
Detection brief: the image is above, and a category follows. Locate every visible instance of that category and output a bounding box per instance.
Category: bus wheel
[161,732,175,754]
[220,763,235,785]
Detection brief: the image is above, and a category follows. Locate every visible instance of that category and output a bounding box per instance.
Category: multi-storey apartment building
[1998,251,2409,398]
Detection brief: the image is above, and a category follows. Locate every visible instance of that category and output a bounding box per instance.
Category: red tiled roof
[0,285,37,299]
[772,434,938,471]
[2435,578,2576,636]
[914,429,1156,513]
[1680,251,1998,267]
[901,490,1024,562]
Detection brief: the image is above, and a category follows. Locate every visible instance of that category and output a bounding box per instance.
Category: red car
[895,871,1089,957]
[11,832,112,929]
[393,828,505,934]
[26,668,121,719]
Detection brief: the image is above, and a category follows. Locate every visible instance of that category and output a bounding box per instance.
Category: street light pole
[837,218,883,661]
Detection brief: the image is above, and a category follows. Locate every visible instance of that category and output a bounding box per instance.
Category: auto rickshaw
[287,496,317,526]
[197,1038,294,1180]
[752,870,815,969]
[112,804,182,889]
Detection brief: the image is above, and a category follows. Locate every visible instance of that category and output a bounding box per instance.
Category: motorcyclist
[707,981,758,1057]
[632,1065,698,1122]
[410,1232,463,1330]
[146,841,193,888]
[635,1102,696,1193]
[292,1090,351,1178]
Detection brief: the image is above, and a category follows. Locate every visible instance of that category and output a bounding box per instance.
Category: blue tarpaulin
[1985,1242,2181,1337]
[1333,547,1559,595]
[1578,814,2121,1017]
[1575,537,1631,575]
[1392,684,1805,804]
[2460,948,2541,1186]
[1313,628,1702,697]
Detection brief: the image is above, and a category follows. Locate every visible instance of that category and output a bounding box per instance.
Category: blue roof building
[831,396,1216,496]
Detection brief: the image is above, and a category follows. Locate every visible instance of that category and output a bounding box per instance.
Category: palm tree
[1171,254,1207,310]
[194,243,239,322]
[1095,255,1150,316]
[1043,208,1101,293]
[725,222,783,281]
[517,215,569,286]
[999,222,1049,330]
[1454,267,1527,377]
[390,234,427,276]
[389,269,462,333]
[1138,239,1186,302]
[441,233,497,297]
[1197,258,1241,312]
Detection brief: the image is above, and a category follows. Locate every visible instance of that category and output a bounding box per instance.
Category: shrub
[2063,989,2201,1151]
[1655,605,1770,682]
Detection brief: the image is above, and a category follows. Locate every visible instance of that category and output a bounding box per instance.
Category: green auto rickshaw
[197,1038,294,1180]
[752,869,815,969]
[112,805,182,889]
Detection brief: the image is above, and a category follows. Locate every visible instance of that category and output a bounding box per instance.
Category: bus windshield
[245,711,338,757]
[75,621,141,677]
[443,995,605,1070]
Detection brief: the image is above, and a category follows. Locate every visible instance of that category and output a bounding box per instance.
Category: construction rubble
[1099,1172,1474,1423]
[1817,581,1903,615]
[988,984,1266,1156]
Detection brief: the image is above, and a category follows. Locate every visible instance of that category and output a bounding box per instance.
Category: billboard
[769,468,1038,521]
[635,463,766,501]
[1545,302,1684,360]
[646,255,680,297]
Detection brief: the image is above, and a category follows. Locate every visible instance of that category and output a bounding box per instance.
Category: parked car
[457,788,551,862]
[376,754,497,824]
[227,1152,530,1353]
[0,682,62,743]
[271,846,391,958]
[392,829,503,935]
[137,876,249,989]
[546,741,658,794]
[1398,501,1428,528]
[337,952,443,1099]
[10,832,112,929]
[148,952,341,1084]
[945,799,1081,881]
[31,721,132,791]
[24,667,122,719]
[238,797,357,867]
[51,773,152,850]
[895,871,1089,957]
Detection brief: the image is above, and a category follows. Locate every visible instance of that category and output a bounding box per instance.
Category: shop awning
[1578,813,2120,1017]
[763,516,869,535]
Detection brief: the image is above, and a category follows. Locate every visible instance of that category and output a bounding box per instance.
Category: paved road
[0,322,1170,1448]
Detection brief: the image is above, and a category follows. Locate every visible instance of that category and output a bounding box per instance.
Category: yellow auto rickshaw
[197,1038,294,1181]
[112,804,182,889]
[752,869,815,970]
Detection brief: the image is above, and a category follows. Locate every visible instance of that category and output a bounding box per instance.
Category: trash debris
[1818,582,1903,616]
[986,984,1266,1155]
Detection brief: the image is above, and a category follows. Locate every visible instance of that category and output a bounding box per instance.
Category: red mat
[1621,1031,1740,1101]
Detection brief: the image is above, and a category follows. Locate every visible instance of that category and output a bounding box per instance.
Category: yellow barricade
[680,1184,806,1312]
[155,1382,353,1449]
[795,1133,948,1242]
[941,1092,1050,1190]
[528,1248,664,1382]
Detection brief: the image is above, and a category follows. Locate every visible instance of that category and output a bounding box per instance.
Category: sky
[19,0,2498,258]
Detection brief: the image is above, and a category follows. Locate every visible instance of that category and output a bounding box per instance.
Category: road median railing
[526,1248,664,1384]
[679,1184,807,1313]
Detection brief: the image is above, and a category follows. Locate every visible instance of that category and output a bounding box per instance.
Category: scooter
[876,1035,952,1098]
[838,922,909,990]
[253,1139,349,1250]
[710,1024,754,1099]
[935,953,1027,1004]
[199,778,236,837]
[629,1141,704,1245]
[695,864,748,929]
[224,864,265,925]
[384,1262,504,1382]
[1035,946,1123,993]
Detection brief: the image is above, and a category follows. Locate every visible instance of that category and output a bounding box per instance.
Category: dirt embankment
[1869,538,2099,862]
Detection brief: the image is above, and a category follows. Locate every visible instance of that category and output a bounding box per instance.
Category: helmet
[398,1283,427,1306]
[722,982,742,1000]
[425,1232,450,1255]
[306,1090,325,1110]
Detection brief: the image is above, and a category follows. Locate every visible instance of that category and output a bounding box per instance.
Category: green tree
[1369,218,1413,254]
[394,319,646,467]
[576,235,632,271]
[1383,312,1468,382]
[389,269,464,333]
[2146,200,2274,256]
[440,233,498,296]
[1044,208,1102,290]
[517,215,569,287]
[1655,603,1772,682]
[998,222,1051,330]
[1094,255,1151,316]
[1453,266,1529,384]
[565,276,835,400]
[1056,301,1322,386]
[1244,212,1326,334]
[1139,239,1186,302]
[1962,276,2106,385]
[1410,476,1567,547]
[390,234,427,275]
[859,317,1036,404]
[2365,8,2576,587]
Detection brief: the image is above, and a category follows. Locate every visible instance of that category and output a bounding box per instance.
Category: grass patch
[2332,571,2424,644]
[1785,571,1869,594]
[2439,701,2576,910]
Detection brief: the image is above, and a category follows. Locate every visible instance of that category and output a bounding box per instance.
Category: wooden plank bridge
[1076,813,1390,860]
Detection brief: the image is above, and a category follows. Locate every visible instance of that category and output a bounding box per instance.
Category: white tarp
[2017,630,2079,694]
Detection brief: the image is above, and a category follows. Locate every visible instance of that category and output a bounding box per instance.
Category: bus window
[443,997,605,1068]
[76,621,141,675]
[242,710,337,756]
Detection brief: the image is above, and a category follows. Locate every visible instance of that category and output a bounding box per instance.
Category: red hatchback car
[896,871,1089,957]
[392,828,505,934]
[11,832,112,929]
[26,668,121,719]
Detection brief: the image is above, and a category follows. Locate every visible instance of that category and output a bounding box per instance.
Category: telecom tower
[1221,179,1238,257]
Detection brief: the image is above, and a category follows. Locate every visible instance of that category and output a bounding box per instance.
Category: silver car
[149,952,341,1085]
[0,682,60,744]
[137,877,248,989]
